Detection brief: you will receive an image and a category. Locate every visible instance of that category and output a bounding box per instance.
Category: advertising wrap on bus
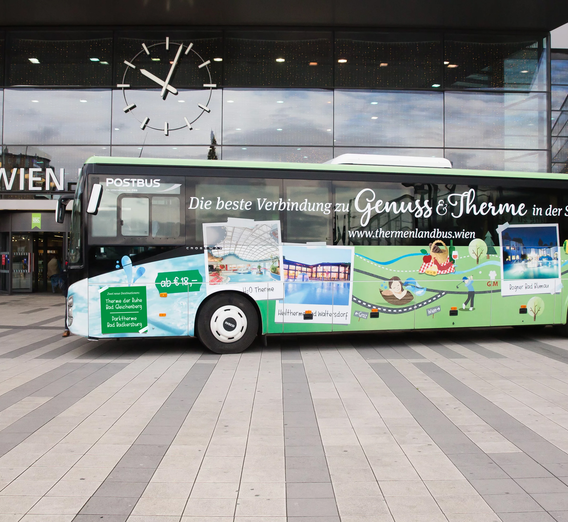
[64,157,568,353]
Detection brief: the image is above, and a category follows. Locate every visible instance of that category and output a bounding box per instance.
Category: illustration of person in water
[381,276,414,305]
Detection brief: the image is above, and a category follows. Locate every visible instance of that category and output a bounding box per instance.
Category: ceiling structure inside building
[1,0,568,32]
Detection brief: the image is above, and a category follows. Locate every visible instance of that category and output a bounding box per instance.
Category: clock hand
[139,69,178,95]
[161,43,184,99]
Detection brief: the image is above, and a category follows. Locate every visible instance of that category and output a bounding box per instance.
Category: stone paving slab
[0,294,568,521]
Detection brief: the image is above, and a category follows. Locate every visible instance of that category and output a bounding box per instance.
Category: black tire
[197,293,259,354]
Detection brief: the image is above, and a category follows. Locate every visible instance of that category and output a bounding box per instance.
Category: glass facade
[0,29,551,187]
[552,50,568,173]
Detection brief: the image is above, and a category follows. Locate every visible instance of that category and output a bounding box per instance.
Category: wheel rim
[210,305,247,344]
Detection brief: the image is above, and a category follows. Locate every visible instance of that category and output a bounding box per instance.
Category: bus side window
[152,197,181,238]
[121,197,150,236]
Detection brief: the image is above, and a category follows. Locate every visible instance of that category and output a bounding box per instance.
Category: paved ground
[0,294,567,521]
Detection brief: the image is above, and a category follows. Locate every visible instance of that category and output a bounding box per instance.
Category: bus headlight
[67,295,74,326]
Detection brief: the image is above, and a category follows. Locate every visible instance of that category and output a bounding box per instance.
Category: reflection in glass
[335,32,442,89]
[223,89,333,146]
[111,89,221,146]
[551,51,568,85]
[3,145,110,186]
[0,89,3,143]
[222,147,332,163]
[445,149,548,172]
[445,92,547,149]
[111,146,212,160]
[121,197,149,236]
[284,180,331,243]
[334,90,443,147]
[332,147,445,160]
[224,31,333,88]
[4,89,111,145]
[0,36,4,86]
[8,31,113,86]
[444,34,547,91]
[191,178,281,243]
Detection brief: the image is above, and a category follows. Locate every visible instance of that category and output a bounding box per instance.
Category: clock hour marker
[142,43,150,55]
[124,60,136,69]
[123,104,136,113]
[198,60,211,69]
[185,43,194,55]
[117,84,130,88]
[141,117,150,130]
[203,84,217,88]
[198,104,211,113]
[184,117,193,131]
[166,37,170,50]
[164,122,169,136]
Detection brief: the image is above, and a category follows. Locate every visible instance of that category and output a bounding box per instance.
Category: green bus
[61,155,568,353]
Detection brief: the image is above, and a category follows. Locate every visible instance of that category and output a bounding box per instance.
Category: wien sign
[0,168,65,192]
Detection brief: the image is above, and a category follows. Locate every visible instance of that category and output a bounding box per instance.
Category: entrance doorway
[10,232,64,293]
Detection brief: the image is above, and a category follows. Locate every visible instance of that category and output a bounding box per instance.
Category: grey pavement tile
[287,482,335,499]
[285,427,323,446]
[532,494,568,511]
[285,446,326,457]
[483,493,543,513]
[0,332,64,358]
[286,466,331,483]
[106,467,156,483]
[94,481,148,498]
[80,496,138,515]
[284,411,318,428]
[288,515,341,522]
[498,513,556,522]
[551,512,568,522]
[516,478,568,494]
[128,444,170,456]
[286,456,328,470]
[471,478,526,495]
[288,518,340,522]
[448,454,509,480]
[73,515,128,522]
[133,433,177,446]
[489,453,553,479]
[116,453,164,469]
[287,498,339,517]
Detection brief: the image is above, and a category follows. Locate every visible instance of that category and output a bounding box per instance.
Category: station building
[0,0,567,292]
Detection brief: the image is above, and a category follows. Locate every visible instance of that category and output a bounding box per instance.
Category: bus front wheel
[197,293,259,354]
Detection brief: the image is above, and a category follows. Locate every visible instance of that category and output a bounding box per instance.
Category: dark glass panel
[444,34,547,91]
[0,33,4,86]
[114,31,222,89]
[7,31,113,86]
[334,90,443,147]
[335,32,442,89]
[222,89,333,146]
[224,31,333,88]
[445,92,547,150]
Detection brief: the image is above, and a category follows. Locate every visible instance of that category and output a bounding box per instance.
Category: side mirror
[87,184,103,215]
[55,198,70,224]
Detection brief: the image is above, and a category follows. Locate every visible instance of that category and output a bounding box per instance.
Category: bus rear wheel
[197,293,259,354]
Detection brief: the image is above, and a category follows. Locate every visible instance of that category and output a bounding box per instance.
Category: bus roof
[84,156,568,182]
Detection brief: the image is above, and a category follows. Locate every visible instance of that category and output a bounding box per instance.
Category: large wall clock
[118,37,216,135]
